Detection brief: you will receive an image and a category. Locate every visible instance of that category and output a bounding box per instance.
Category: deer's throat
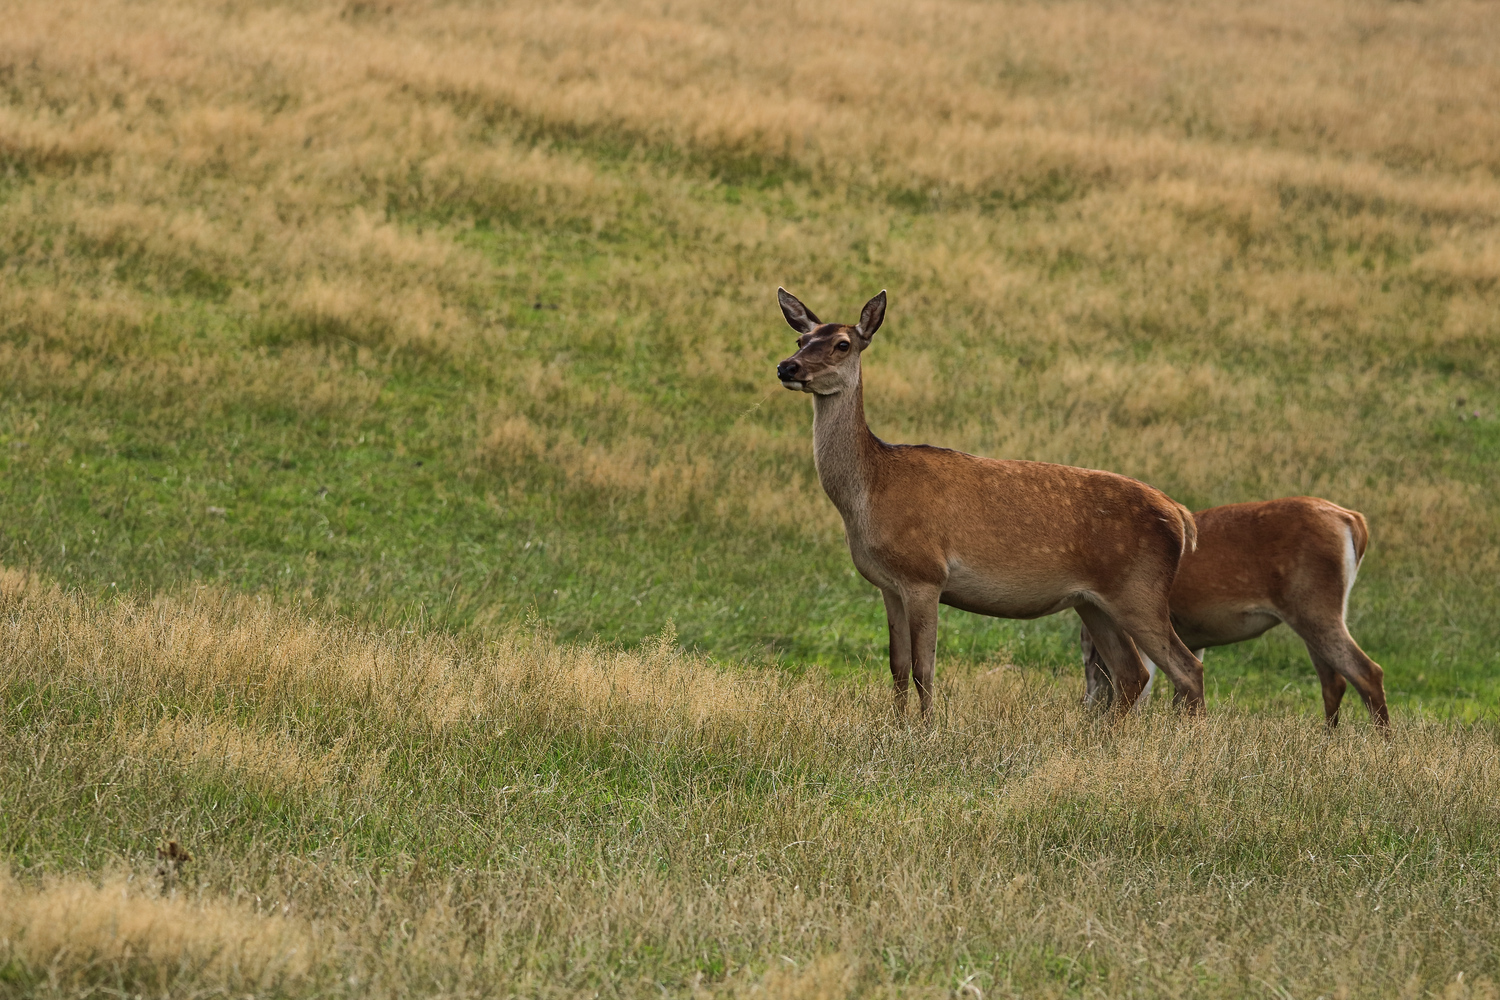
[811,382,874,518]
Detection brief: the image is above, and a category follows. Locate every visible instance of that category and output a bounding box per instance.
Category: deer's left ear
[855,290,886,348]
[778,287,821,334]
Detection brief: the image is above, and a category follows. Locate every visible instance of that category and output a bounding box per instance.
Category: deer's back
[849,445,1188,603]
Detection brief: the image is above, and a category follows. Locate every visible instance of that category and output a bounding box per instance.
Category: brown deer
[775,287,1205,717]
[1081,496,1389,726]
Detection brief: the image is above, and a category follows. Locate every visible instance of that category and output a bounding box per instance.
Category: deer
[1081,496,1390,726]
[774,287,1205,718]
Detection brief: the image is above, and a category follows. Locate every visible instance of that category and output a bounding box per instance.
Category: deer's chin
[779,380,805,391]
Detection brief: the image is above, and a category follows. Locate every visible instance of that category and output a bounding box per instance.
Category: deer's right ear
[778,287,821,334]
[855,289,886,347]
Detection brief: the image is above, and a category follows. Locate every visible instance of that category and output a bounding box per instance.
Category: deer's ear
[778,287,821,334]
[855,290,886,348]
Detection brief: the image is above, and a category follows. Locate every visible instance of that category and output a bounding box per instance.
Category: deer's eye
[835,341,850,351]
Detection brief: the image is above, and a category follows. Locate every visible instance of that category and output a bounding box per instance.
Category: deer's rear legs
[1309,657,1348,727]
[1076,605,1150,716]
[1105,598,1205,713]
[1291,620,1390,728]
[1080,623,1115,710]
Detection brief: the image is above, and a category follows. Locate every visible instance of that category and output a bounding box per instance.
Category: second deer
[1081,496,1390,726]
[775,287,1204,717]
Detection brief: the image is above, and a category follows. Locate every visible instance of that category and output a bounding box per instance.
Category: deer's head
[775,288,886,395]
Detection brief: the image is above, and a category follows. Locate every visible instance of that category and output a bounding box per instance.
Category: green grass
[3,156,1498,715]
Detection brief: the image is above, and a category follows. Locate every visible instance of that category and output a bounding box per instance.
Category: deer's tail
[1343,507,1370,565]
[1174,499,1198,557]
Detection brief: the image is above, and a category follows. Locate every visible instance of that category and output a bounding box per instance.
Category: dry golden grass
[6,574,1500,995]
[0,873,315,995]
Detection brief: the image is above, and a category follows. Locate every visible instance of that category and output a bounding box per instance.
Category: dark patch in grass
[180,266,233,303]
[885,168,1083,216]
[249,313,384,350]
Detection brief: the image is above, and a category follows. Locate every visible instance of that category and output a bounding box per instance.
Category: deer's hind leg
[1280,562,1389,727]
[1095,591,1205,712]
[1076,605,1150,716]
[1080,622,1115,710]
[1080,620,1159,711]
[1288,617,1388,727]
[1131,626,1204,712]
[1307,654,1349,727]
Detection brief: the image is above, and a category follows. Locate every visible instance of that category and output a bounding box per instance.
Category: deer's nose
[777,359,800,380]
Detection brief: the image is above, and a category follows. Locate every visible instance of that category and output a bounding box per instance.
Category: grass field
[5,574,1500,998]
[2,0,1500,994]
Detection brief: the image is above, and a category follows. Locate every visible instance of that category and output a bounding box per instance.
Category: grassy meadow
[5,573,1500,998]
[2,0,1500,994]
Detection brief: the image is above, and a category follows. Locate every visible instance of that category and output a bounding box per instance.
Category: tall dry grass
[4,0,1497,425]
[0,873,315,996]
[5,571,1500,995]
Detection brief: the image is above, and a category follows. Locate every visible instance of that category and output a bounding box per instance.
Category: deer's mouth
[779,379,805,391]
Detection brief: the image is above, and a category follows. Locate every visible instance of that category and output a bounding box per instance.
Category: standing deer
[775,287,1205,717]
[1081,497,1389,726]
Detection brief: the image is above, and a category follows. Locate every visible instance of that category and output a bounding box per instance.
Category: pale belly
[850,538,1083,621]
[1173,606,1282,649]
[940,561,1084,620]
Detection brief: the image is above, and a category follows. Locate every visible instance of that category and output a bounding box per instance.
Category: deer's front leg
[881,589,912,715]
[904,586,943,719]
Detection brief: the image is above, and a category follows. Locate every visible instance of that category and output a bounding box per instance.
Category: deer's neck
[811,379,878,520]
